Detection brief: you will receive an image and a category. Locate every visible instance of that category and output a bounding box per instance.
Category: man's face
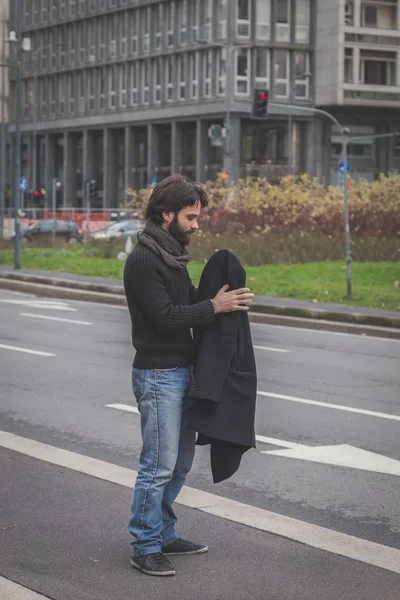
[166,203,201,246]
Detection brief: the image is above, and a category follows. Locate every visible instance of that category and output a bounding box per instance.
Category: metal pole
[52,176,56,235]
[0,0,6,238]
[288,113,292,175]
[32,51,38,195]
[14,0,23,269]
[225,45,234,160]
[341,139,352,297]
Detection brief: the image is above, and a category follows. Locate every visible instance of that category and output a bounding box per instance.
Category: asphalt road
[0,288,399,600]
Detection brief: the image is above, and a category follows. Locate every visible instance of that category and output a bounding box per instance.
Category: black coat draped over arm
[189,250,257,483]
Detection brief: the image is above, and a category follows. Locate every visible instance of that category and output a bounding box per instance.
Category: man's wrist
[210,299,218,314]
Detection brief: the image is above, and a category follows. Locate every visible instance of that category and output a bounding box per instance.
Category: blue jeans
[129,367,196,557]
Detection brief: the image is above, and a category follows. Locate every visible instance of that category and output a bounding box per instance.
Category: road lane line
[1,430,399,574]
[258,391,400,422]
[253,345,290,353]
[0,299,77,311]
[251,321,400,343]
[21,312,92,326]
[0,344,55,357]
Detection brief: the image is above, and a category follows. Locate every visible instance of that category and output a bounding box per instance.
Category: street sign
[208,124,226,147]
[19,176,28,192]
[338,160,350,174]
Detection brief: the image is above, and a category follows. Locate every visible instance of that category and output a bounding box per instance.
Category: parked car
[90,219,144,240]
[12,219,82,242]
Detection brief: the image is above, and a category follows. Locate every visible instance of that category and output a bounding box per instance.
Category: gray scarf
[137,221,191,269]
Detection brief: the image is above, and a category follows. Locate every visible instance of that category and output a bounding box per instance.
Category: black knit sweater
[123,245,216,369]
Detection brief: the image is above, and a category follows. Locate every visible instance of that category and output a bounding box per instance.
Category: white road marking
[21,312,92,326]
[106,404,400,477]
[0,299,77,311]
[1,431,399,574]
[0,576,50,600]
[253,345,290,353]
[107,403,139,414]
[258,391,400,422]
[251,321,400,343]
[261,441,400,477]
[0,344,55,357]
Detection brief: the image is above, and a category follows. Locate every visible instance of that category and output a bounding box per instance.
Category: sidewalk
[0,265,399,337]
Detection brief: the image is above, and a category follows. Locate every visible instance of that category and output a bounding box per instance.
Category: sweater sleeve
[128,257,215,333]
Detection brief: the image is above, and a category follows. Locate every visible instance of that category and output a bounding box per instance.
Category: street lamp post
[0,0,6,239]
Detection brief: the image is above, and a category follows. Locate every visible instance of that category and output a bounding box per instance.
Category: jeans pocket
[132,368,145,403]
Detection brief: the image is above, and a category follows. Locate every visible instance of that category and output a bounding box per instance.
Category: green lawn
[0,247,399,310]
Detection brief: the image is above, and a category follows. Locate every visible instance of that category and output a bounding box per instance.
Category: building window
[67,73,75,114]
[153,59,162,104]
[78,0,85,16]
[130,11,138,55]
[179,0,188,46]
[142,62,149,105]
[51,0,57,20]
[155,4,163,51]
[217,0,228,39]
[204,0,213,41]
[119,65,127,108]
[49,78,56,117]
[217,47,226,95]
[98,68,106,110]
[294,52,310,99]
[109,15,117,59]
[59,29,66,68]
[24,0,31,26]
[166,2,175,47]
[177,54,186,100]
[60,0,66,18]
[88,70,95,111]
[165,56,173,102]
[87,21,95,63]
[236,0,251,38]
[255,0,271,40]
[77,24,85,64]
[68,0,76,18]
[41,0,49,22]
[345,2,354,25]
[192,0,200,42]
[190,52,199,99]
[58,77,65,115]
[120,14,127,57]
[40,78,47,118]
[235,48,250,95]
[130,62,138,106]
[359,49,396,85]
[274,49,289,98]
[344,48,354,82]
[362,1,397,29]
[255,47,269,89]
[143,7,150,53]
[203,49,212,98]
[108,66,116,110]
[98,18,106,60]
[276,0,291,42]
[296,0,310,43]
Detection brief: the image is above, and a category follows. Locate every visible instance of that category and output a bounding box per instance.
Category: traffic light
[89,179,97,198]
[252,88,269,119]
[34,190,40,198]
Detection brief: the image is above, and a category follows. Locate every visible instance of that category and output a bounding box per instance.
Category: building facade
[7,0,400,211]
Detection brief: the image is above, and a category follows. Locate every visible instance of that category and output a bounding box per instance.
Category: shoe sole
[130,558,176,577]
[162,546,208,556]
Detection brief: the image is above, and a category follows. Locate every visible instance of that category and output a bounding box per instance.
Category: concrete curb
[0,272,399,339]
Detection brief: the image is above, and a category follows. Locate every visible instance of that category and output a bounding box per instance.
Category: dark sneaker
[130,552,176,576]
[162,538,208,556]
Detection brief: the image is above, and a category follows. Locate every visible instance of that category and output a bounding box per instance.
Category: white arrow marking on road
[0,299,77,311]
[21,312,93,325]
[258,391,400,422]
[260,439,400,477]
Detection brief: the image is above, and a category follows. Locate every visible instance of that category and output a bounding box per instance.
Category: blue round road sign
[338,161,350,174]
[19,176,28,192]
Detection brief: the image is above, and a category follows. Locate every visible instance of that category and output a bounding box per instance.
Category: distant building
[6,0,400,211]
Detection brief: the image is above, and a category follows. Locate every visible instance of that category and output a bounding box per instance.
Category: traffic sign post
[19,176,27,191]
[338,161,350,175]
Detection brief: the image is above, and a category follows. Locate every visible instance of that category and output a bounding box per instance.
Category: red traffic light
[34,190,40,197]
[259,92,267,100]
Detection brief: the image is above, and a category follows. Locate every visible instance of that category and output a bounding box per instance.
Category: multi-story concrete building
[7,0,400,211]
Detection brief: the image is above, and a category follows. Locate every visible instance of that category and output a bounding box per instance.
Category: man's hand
[212,285,254,313]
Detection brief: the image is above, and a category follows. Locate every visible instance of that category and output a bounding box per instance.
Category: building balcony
[343,82,400,104]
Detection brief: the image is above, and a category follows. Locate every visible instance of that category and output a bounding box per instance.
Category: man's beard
[168,215,192,246]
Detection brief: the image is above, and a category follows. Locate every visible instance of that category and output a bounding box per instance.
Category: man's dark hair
[145,174,208,225]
